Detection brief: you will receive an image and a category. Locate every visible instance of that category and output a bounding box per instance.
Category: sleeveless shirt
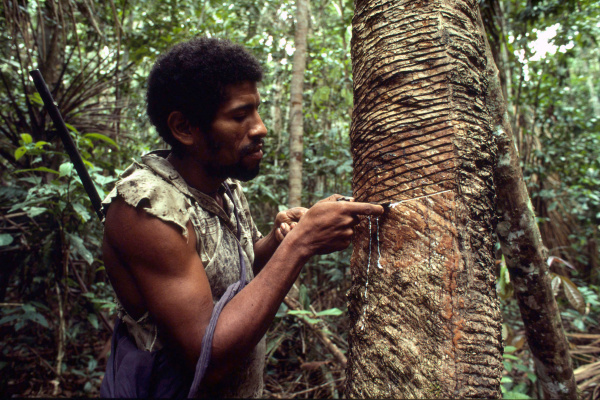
[101,150,266,398]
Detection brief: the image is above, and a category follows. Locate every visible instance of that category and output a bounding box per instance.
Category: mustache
[240,139,264,157]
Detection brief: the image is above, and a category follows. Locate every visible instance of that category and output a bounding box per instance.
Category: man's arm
[103,197,382,386]
[253,207,306,273]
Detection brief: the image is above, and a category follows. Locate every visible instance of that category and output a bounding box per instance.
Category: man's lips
[243,142,264,160]
[243,143,263,161]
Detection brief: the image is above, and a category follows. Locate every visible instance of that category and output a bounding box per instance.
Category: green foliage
[488,3,600,396]
[1,0,598,397]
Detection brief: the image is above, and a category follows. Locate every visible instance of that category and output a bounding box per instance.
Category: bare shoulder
[104,197,198,276]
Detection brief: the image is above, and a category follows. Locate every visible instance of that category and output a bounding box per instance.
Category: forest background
[0,0,599,398]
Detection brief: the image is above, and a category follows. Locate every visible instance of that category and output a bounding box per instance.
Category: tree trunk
[288,0,309,208]
[346,0,503,397]
[477,9,579,400]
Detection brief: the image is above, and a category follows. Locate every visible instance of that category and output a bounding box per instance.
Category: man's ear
[167,111,198,146]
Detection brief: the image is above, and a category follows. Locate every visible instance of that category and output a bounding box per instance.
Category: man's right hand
[287,195,384,255]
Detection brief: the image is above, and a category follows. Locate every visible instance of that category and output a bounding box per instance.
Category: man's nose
[250,112,267,139]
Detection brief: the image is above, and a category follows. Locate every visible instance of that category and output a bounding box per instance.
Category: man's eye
[233,115,246,122]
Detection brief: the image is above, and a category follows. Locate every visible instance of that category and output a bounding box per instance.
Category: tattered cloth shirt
[99,150,266,398]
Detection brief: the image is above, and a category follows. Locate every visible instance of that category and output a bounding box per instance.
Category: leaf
[20,133,33,144]
[88,314,99,330]
[511,334,527,351]
[560,276,586,314]
[34,141,49,148]
[29,312,49,328]
[59,162,74,178]
[14,146,27,160]
[28,92,44,105]
[550,273,562,296]
[547,256,576,270]
[504,345,517,353]
[26,207,47,218]
[0,314,21,326]
[84,133,119,148]
[73,202,91,222]
[503,354,520,360]
[301,316,322,325]
[67,233,94,265]
[287,310,312,316]
[65,123,78,133]
[316,308,343,317]
[15,167,60,175]
[0,233,14,246]
[299,284,309,310]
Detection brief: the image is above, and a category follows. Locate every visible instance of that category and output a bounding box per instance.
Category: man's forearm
[205,230,312,384]
[252,229,280,274]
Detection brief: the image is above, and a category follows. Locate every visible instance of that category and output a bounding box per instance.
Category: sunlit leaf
[316,307,343,317]
[287,310,311,315]
[28,92,44,106]
[14,146,27,160]
[20,133,33,144]
[84,133,119,148]
[65,123,78,133]
[504,345,517,353]
[34,141,50,148]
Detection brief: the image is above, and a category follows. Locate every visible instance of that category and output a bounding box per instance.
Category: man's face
[199,81,267,181]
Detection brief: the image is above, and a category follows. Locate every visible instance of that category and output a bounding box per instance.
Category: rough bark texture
[346,0,503,397]
[476,9,578,400]
[288,0,309,208]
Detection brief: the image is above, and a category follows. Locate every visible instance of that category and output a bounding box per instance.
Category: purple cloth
[100,318,191,398]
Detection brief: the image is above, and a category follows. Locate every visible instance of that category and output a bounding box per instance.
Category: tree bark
[476,8,579,400]
[346,0,503,397]
[288,0,309,208]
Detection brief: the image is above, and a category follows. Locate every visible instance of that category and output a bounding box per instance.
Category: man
[100,38,382,398]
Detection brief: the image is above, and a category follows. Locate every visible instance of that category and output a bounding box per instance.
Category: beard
[208,162,260,182]
[205,139,263,182]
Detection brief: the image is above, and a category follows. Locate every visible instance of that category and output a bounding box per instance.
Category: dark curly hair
[146,38,263,153]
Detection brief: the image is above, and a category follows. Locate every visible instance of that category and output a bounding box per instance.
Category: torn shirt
[101,150,265,398]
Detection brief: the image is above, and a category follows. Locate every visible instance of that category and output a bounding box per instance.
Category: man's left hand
[274,207,307,242]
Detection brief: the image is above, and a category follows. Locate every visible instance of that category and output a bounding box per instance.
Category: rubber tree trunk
[346,0,503,397]
[288,0,309,208]
[477,9,579,400]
